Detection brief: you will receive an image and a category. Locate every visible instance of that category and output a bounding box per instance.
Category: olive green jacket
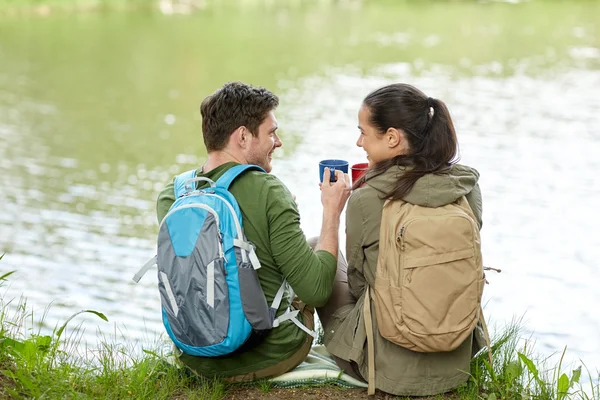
[324,164,483,396]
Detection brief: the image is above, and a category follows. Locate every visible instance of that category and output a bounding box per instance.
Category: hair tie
[418,97,435,138]
[427,97,435,118]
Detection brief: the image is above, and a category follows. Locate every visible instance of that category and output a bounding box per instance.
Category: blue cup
[319,159,349,182]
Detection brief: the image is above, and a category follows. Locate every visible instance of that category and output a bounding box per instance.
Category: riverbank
[1,264,598,400]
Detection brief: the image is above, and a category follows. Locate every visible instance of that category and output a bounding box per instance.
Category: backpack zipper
[397,226,406,251]
[396,213,476,254]
[200,193,244,240]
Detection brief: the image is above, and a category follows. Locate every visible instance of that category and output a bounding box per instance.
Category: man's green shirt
[156,162,337,377]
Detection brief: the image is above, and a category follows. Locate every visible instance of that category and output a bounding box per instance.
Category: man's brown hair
[200,82,279,152]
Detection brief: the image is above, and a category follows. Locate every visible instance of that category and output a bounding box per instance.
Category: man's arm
[265,187,335,307]
[156,180,175,223]
[265,172,348,307]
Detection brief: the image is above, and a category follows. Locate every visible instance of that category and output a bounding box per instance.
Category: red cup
[351,163,369,184]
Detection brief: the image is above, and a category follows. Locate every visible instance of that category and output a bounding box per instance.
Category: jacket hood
[364,164,480,208]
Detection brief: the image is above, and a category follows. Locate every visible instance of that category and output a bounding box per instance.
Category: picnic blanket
[165,344,367,389]
[268,345,368,389]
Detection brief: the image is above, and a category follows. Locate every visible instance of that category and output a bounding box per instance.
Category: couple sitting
[155,81,485,397]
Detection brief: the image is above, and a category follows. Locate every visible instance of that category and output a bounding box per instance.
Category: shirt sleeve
[345,189,367,300]
[156,179,176,224]
[264,178,337,307]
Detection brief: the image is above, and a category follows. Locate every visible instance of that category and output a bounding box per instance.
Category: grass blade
[55,310,108,341]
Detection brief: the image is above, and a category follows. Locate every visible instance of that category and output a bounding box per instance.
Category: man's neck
[202,150,246,173]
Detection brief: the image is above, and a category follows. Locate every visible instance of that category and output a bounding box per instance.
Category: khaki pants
[309,237,365,383]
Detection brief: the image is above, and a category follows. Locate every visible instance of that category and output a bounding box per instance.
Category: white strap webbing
[270,280,316,338]
[132,255,157,283]
[272,309,317,338]
[272,309,299,326]
[233,239,261,270]
[206,260,215,308]
[159,271,179,317]
[290,315,317,338]
[247,248,261,270]
[271,280,287,311]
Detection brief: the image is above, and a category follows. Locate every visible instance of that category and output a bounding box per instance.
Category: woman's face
[357,105,394,167]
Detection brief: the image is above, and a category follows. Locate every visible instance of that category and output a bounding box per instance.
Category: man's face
[244,111,282,173]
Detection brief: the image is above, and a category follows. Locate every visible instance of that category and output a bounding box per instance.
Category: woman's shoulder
[349,181,387,213]
[449,163,480,179]
[358,165,403,197]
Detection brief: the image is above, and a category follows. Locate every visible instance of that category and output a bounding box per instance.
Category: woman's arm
[465,182,483,230]
[346,190,367,299]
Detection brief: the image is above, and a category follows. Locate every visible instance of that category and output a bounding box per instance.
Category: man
[156,81,350,381]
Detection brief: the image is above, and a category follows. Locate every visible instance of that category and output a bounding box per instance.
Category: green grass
[457,319,600,400]
[1,261,599,399]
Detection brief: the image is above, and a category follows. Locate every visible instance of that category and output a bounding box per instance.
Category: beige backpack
[363,196,493,395]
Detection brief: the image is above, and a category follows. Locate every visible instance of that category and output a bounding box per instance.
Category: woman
[318,83,484,396]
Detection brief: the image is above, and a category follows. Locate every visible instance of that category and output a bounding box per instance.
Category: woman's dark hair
[354,83,459,200]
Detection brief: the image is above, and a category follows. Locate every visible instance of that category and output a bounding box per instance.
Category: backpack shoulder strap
[364,287,376,396]
[216,164,265,189]
[173,169,197,198]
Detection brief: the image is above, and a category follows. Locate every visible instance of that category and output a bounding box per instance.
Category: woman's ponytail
[360,84,459,200]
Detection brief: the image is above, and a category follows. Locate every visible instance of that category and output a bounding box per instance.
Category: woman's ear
[386,127,409,155]
[386,127,401,148]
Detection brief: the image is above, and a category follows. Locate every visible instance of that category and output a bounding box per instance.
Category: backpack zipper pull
[218,232,225,259]
[397,226,406,251]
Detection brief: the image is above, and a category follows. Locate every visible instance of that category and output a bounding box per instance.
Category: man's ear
[232,126,248,149]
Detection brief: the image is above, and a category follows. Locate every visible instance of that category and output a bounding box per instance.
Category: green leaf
[1,369,16,379]
[0,337,26,354]
[0,270,15,282]
[3,368,37,397]
[571,366,582,386]
[518,352,539,378]
[142,349,161,358]
[488,393,497,400]
[22,339,41,362]
[33,335,52,353]
[55,310,108,341]
[6,387,23,400]
[505,360,523,381]
[14,368,37,395]
[557,373,570,398]
[84,310,108,322]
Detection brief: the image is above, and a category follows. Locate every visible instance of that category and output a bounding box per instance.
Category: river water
[1,0,599,373]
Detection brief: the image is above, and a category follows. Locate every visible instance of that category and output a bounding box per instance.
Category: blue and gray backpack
[133,164,313,357]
